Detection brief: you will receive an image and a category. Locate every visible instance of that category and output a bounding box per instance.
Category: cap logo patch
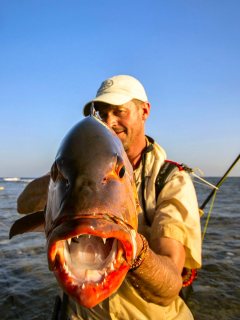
[97,79,114,95]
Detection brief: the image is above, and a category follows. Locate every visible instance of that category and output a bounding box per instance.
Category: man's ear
[142,102,150,121]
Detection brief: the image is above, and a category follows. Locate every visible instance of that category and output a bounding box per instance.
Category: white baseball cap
[83,75,148,115]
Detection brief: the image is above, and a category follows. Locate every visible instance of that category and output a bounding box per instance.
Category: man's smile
[113,128,126,137]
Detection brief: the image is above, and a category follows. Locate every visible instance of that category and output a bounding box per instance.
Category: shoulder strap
[143,160,183,226]
[155,160,184,200]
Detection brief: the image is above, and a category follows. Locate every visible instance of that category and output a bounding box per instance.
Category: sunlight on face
[94,100,145,152]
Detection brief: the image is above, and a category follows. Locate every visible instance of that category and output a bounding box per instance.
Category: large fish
[10,114,139,308]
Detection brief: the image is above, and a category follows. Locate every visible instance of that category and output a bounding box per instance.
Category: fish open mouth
[47,216,136,307]
[58,235,124,284]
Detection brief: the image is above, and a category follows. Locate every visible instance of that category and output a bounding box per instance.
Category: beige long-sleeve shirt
[72,140,202,320]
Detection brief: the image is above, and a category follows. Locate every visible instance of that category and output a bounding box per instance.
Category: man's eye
[116,109,125,115]
[99,112,106,119]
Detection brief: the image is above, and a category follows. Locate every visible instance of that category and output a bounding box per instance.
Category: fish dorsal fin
[89,102,115,133]
[90,102,102,121]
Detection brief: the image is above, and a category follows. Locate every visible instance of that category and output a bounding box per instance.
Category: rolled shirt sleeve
[152,170,202,269]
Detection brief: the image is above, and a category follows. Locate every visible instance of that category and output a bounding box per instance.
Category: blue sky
[1,0,239,177]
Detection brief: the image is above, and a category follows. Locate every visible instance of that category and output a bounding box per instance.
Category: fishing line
[200,154,240,241]
[202,189,217,241]
[193,179,214,188]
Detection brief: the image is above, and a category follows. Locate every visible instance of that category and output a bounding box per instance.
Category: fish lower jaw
[55,259,130,308]
[54,248,129,308]
[48,226,135,307]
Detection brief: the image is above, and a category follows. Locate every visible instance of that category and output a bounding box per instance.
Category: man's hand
[128,234,185,306]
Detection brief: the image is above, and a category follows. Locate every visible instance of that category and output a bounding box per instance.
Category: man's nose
[105,112,118,127]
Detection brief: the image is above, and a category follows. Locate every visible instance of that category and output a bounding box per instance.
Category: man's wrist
[130,234,149,271]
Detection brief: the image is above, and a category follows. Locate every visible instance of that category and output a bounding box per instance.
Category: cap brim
[83,92,132,116]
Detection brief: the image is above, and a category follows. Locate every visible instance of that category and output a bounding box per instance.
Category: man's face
[94,100,145,152]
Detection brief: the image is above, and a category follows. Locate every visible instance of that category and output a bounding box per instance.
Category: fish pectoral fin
[9,211,45,239]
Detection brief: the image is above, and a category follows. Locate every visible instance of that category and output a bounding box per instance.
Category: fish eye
[115,155,125,178]
[118,166,126,178]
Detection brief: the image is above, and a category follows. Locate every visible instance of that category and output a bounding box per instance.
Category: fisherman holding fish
[16,75,202,319]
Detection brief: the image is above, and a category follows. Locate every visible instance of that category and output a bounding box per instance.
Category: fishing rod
[200,154,240,210]
[200,154,240,241]
[180,154,240,302]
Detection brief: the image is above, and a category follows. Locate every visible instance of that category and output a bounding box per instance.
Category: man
[17,75,201,319]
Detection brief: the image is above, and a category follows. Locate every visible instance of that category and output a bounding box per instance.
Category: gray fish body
[10,115,139,308]
[45,116,137,235]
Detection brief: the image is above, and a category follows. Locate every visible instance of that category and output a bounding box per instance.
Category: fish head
[45,115,139,308]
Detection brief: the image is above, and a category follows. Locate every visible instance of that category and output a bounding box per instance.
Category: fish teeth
[110,262,114,271]
[130,229,137,258]
[82,283,85,289]
[67,239,71,246]
[85,269,102,282]
[130,230,136,238]
[102,238,107,244]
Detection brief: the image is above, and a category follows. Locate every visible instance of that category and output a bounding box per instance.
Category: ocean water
[0,177,239,320]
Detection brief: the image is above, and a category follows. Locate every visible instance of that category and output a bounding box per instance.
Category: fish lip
[47,214,135,308]
[47,214,136,269]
